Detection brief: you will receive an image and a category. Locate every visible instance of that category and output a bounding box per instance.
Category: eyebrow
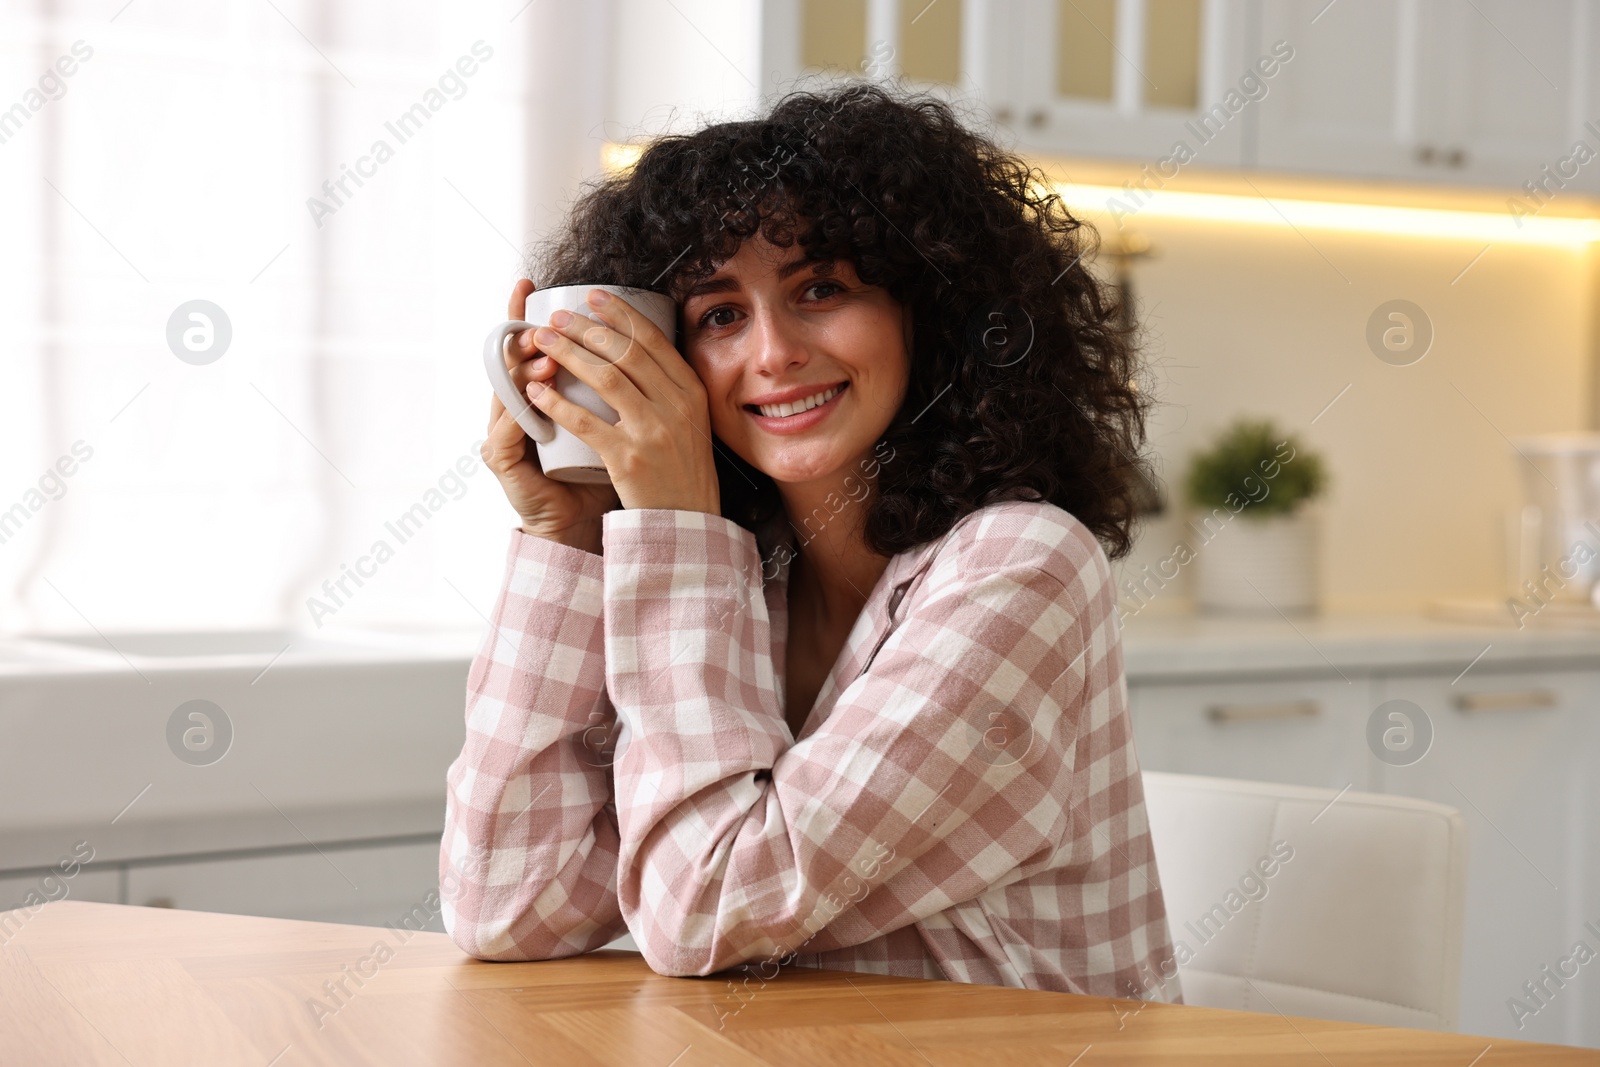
[679,256,835,301]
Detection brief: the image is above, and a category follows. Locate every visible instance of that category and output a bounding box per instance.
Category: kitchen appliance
[1509,433,1600,607]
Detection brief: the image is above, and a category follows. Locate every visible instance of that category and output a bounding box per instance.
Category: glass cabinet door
[994,0,1248,164]
[796,0,967,83]
[1051,0,1203,110]
[765,0,980,104]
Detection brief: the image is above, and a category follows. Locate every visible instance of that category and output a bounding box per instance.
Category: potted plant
[1185,418,1328,615]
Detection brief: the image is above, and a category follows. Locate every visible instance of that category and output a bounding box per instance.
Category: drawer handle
[1205,700,1319,723]
[1453,690,1557,713]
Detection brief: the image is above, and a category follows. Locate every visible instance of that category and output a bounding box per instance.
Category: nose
[746,302,810,378]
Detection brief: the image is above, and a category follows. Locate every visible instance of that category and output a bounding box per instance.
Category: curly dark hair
[530,80,1153,561]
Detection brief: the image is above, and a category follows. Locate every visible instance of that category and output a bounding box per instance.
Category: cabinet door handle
[1205,700,1319,723]
[1453,689,1557,713]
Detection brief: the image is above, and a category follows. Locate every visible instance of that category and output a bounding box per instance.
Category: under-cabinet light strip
[1053,183,1600,247]
[600,142,1600,246]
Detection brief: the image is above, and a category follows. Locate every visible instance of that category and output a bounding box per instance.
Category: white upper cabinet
[1250,0,1424,178]
[1421,0,1599,192]
[762,0,1600,192]
[988,0,1254,166]
[762,0,1253,165]
[1255,0,1600,191]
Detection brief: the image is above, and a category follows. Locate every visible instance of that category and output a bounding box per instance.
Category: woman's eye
[699,306,739,329]
[806,282,843,301]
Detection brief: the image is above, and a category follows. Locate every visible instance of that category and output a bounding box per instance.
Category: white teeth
[756,384,842,418]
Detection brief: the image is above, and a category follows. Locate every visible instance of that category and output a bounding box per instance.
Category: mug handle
[483,319,557,444]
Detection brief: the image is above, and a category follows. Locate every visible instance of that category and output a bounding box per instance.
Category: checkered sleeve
[601,506,1091,978]
[439,525,625,960]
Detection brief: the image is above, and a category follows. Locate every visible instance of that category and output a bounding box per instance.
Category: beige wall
[1104,214,1595,614]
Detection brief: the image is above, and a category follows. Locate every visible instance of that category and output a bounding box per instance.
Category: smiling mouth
[744,382,847,418]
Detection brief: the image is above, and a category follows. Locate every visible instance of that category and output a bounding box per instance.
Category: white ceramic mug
[483,284,678,484]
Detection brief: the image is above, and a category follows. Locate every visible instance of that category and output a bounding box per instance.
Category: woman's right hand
[482,279,620,550]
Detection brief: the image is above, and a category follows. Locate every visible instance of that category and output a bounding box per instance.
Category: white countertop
[0,625,485,678]
[10,613,1600,685]
[1120,610,1600,681]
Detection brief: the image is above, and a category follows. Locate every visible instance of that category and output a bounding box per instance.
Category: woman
[441,81,1182,1005]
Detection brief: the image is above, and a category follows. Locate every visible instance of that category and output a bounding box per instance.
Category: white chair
[1141,771,1468,1031]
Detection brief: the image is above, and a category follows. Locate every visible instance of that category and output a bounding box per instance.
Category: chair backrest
[1141,771,1468,1031]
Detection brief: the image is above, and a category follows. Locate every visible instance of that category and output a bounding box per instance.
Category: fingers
[485,394,527,454]
[487,391,505,437]
[505,326,547,378]
[526,370,619,453]
[483,399,520,472]
[539,309,673,402]
[583,289,701,394]
[530,324,651,425]
[507,278,534,320]
[505,344,558,398]
[501,329,558,394]
[504,280,539,375]
[538,312,713,437]
[483,400,555,492]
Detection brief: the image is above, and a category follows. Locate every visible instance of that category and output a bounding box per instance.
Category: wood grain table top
[2,901,1596,1066]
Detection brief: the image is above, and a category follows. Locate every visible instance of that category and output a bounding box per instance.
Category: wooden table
[3,902,1596,1066]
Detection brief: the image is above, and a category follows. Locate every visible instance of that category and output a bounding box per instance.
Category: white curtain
[0,0,617,637]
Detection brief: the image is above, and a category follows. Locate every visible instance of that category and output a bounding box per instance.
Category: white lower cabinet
[1374,669,1598,1049]
[3,837,448,944]
[1129,663,1600,1049]
[1127,674,1375,791]
[124,839,446,933]
[0,868,121,914]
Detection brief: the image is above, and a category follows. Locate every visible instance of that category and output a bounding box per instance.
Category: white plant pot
[1192,507,1320,615]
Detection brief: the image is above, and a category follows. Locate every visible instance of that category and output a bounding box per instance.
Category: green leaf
[1185,417,1326,519]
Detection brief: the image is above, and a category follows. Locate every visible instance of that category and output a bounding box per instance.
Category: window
[0,1,552,636]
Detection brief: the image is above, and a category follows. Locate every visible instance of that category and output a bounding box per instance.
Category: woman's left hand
[526,288,721,515]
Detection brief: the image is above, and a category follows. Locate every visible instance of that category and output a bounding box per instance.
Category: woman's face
[677,234,911,492]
